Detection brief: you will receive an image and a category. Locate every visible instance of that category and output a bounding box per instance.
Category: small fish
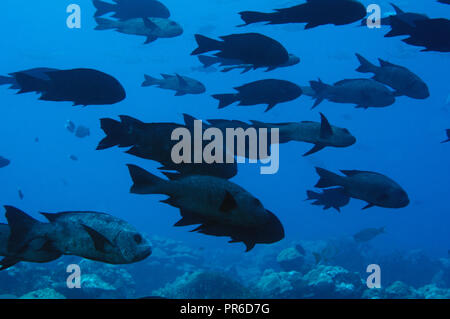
[18,189,24,200]
[69,155,79,161]
[0,156,10,168]
[213,79,303,112]
[353,227,386,243]
[93,0,170,20]
[75,126,90,138]
[314,168,410,209]
[442,130,450,143]
[65,120,76,133]
[142,74,206,96]
[95,17,183,44]
[306,187,351,212]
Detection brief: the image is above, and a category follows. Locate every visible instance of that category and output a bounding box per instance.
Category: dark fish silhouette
[355,53,429,99]
[361,3,428,28]
[127,165,285,252]
[212,79,303,112]
[191,33,292,71]
[5,68,126,106]
[95,17,183,44]
[314,168,410,209]
[386,17,450,52]
[0,68,59,92]
[438,0,450,4]
[310,78,396,109]
[93,0,170,20]
[442,130,450,143]
[4,206,151,266]
[353,227,386,243]
[197,54,300,74]
[0,156,10,168]
[97,115,238,179]
[142,73,206,96]
[75,126,90,138]
[239,0,366,29]
[306,188,351,212]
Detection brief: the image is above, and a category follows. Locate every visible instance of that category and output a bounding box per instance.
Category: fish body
[314,168,410,209]
[192,33,291,70]
[75,126,90,138]
[93,0,170,20]
[310,78,396,109]
[355,53,429,99]
[127,165,284,251]
[0,156,10,168]
[353,227,386,242]
[239,0,366,29]
[213,79,303,112]
[306,188,351,212]
[142,74,206,96]
[95,17,183,44]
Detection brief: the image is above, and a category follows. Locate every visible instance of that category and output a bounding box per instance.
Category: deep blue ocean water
[0,0,449,299]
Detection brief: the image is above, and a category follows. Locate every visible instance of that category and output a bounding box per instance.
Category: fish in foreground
[97,115,238,179]
[95,17,183,44]
[314,168,410,209]
[355,53,429,99]
[191,33,293,71]
[306,188,351,212]
[0,68,59,91]
[2,206,151,268]
[127,165,285,251]
[3,68,126,106]
[197,54,300,74]
[93,0,170,20]
[442,130,450,143]
[212,79,303,112]
[239,0,366,29]
[353,227,386,243]
[309,78,396,109]
[0,156,10,168]
[142,74,206,96]
[361,3,428,28]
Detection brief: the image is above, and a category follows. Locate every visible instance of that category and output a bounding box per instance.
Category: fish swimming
[93,0,170,20]
[309,78,396,109]
[4,206,151,265]
[306,188,351,212]
[239,0,366,29]
[314,168,410,209]
[65,120,76,133]
[353,227,386,243]
[0,68,59,92]
[7,68,126,106]
[127,165,285,251]
[142,74,206,96]
[212,79,303,112]
[0,156,10,168]
[191,33,292,71]
[386,17,450,52]
[97,115,238,179]
[95,17,183,44]
[442,130,450,143]
[197,54,300,74]
[355,53,429,99]
[361,3,428,28]
[75,126,90,138]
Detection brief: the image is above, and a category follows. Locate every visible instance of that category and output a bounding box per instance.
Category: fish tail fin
[141,74,160,87]
[93,0,115,17]
[12,72,49,94]
[212,94,239,109]
[198,55,218,68]
[97,118,127,150]
[4,206,40,253]
[355,53,376,73]
[0,75,14,86]
[309,79,329,109]
[315,167,342,188]
[127,165,168,195]
[94,17,117,30]
[191,35,222,55]
[238,11,271,26]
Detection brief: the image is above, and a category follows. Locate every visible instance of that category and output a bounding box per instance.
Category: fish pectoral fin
[175,74,189,88]
[142,18,159,31]
[362,203,376,210]
[82,224,114,253]
[144,35,157,44]
[265,103,277,112]
[244,241,256,252]
[38,239,58,253]
[175,91,187,96]
[303,144,325,157]
[219,191,238,213]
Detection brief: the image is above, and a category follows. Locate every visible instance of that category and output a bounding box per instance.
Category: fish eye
[133,234,143,244]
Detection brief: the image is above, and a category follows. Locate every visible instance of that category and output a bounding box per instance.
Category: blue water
[0,0,449,299]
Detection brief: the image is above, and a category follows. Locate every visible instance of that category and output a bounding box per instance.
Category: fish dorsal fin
[143,18,159,30]
[390,3,405,15]
[82,224,114,253]
[5,206,39,253]
[176,74,188,88]
[219,191,238,213]
[319,113,333,139]
[40,212,59,223]
[378,59,397,68]
[161,73,172,79]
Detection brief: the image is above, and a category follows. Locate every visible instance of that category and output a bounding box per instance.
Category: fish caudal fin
[315,167,342,188]
[212,94,239,109]
[4,206,40,254]
[127,165,167,195]
[238,11,271,26]
[191,35,222,55]
[94,17,117,30]
[198,55,218,68]
[141,74,160,87]
[309,79,329,109]
[97,118,132,150]
[93,0,115,17]
[355,53,376,73]
[0,75,14,86]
